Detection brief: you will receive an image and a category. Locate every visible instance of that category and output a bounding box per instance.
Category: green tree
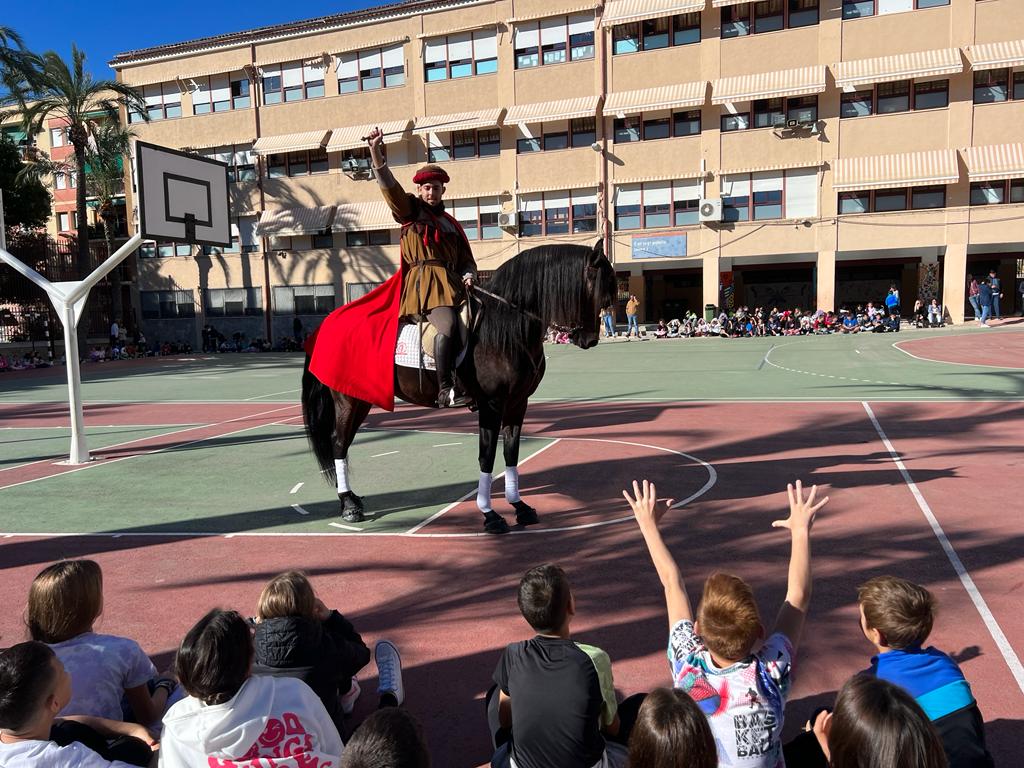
[0,136,51,230]
[0,26,35,103]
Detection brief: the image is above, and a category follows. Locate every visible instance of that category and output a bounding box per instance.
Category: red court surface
[895,327,1024,368]
[1,399,1021,765]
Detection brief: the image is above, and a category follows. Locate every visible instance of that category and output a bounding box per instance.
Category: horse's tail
[301,354,337,484]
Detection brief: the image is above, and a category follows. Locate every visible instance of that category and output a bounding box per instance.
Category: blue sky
[6,1,375,79]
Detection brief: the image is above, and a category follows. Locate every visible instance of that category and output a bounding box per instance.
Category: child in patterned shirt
[623,479,828,768]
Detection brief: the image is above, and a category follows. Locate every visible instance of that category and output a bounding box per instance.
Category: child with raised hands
[623,478,828,768]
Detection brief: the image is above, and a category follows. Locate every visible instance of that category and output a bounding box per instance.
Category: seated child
[0,641,156,768]
[27,560,174,727]
[487,564,628,768]
[340,708,429,768]
[653,320,668,339]
[624,478,828,768]
[161,609,344,767]
[251,571,373,726]
[626,687,716,768]
[858,576,994,768]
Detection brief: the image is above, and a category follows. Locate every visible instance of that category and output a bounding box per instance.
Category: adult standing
[978,279,993,327]
[988,269,1002,319]
[1019,278,1024,317]
[625,295,640,340]
[601,306,615,338]
[967,275,981,320]
[109,318,119,351]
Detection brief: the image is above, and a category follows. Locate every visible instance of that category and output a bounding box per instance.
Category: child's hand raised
[622,479,674,530]
[772,479,828,533]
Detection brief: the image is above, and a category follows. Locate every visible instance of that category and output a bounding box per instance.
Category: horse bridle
[470,285,587,336]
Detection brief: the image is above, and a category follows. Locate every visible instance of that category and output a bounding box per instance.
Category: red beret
[413,166,450,185]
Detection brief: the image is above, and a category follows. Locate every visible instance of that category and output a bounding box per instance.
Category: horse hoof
[483,511,510,535]
[340,492,365,523]
[513,501,539,526]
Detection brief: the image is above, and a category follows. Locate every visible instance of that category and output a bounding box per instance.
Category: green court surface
[0,327,1021,406]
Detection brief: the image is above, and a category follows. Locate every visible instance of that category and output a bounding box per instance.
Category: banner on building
[631,233,687,259]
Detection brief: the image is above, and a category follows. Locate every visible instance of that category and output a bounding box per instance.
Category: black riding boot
[433,333,461,408]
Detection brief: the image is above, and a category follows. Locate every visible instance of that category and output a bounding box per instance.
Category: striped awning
[712,66,826,104]
[326,120,410,152]
[832,150,959,191]
[336,35,410,53]
[962,143,1024,181]
[180,138,254,151]
[504,96,602,124]
[516,182,598,194]
[613,172,703,184]
[711,0,749,6]
[833,48,963,89]
[417,24,496,39]
[412,109,504,135]
[252,130,330,156]
[605,82,706,115]
[508,4,598,23]
[257,206,336,236]
[967,39,1024,71]
[720,162,823,176]
[333,201,400,231]
[602,0,705,25]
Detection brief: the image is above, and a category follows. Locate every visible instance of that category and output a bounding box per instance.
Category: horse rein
[470,285,584,336]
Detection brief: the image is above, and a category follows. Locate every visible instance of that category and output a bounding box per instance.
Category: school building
[107,0,1024,344]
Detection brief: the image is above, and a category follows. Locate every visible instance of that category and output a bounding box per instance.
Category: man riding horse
[367,126,476,408]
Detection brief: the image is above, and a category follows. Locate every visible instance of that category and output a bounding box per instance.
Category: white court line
[290,483,303,494]
[0,404,299,492]
[892,335,1024,370]
[245,388,301,401]
[862,400,1024,695]
[371,451,399,458]
[404,439,562,535]
[432,442,462,448]
[328,521,363,532]
[0,424,200,430]
[291,504,310,516]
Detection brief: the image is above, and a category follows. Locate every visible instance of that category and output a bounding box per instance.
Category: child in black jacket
[251,571,371,728]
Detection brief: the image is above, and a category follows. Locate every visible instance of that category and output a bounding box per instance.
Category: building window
[674,197,700,225]
[787,96,818,123]
[273,284,335,315]
[205,288,263,317]
[132,82,181,122]
[514,15,595,69]
[970,179,1024,206]
[520,190,598,235]
[515,120,597,153]
[200,145,257,182]
[721,0,819,38]
[843,0,948,19]
[192,72,249,114]
[913,79,948,110]
[613,116,641,143]
[721,113,750,132]
[839,186,948,213]
[611,13,699,55]
[425,30,498,81]
[431,128,501,160]
[57,212,70,230]
[345,230,391,246]
[674,110,701,136]
[753,98,785,128]
[50,127,64,147]
[261,61,326,105]
[266,148,328,178]
[450,197,503,240]
[877,81,910,114]
[719,169,818,222]
[337,44,405,93]
[642,114,672,140]
[615,181,700,230]
[571,118,597,148]
[972,69,1024,104]
[141,289,195,319]
[201,236,241,255]
[840,89,873,118]
[311,231,335,249]
[543,125,569,151]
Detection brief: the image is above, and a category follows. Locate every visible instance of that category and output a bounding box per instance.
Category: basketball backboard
[136,140,231,247]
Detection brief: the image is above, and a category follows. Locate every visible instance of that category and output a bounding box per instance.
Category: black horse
[301,239,617,533]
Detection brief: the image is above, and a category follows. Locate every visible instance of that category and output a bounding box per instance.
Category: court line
[289,483,303,495]
[862,400,1024,695]
[245,388,302,401]
[892,335,1024,370]
[0,404,299,492]
[404,439,562,535]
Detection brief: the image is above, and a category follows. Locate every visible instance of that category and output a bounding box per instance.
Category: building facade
[108,0,1024,345]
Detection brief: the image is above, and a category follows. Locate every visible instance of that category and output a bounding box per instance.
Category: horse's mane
[476,243,608,368]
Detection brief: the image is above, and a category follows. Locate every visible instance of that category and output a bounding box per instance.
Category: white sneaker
[339,676,361,715]
[375,640,404,706]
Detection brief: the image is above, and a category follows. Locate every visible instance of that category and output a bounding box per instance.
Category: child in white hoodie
[160,609,344,768]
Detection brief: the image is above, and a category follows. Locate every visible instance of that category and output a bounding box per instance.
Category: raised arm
[769,480,829,651]
[367,126,413,221]
[623,480,692,628]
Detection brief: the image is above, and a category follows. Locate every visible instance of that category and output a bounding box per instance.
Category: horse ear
[591,238,605,263]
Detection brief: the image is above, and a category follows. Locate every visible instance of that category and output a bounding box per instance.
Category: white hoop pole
[0,233,143,464]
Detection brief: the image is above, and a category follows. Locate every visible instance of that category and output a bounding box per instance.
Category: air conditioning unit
[341,157,372,173]
[698,199,723,223]
[786,119,799,128]
[497,212,516,228]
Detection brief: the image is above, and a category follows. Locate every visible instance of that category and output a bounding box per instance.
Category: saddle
[394,297,482,370]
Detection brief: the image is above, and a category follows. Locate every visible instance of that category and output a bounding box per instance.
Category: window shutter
[784,168,818,219]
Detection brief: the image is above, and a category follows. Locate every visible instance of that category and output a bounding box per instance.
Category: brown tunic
[376,165,478,318]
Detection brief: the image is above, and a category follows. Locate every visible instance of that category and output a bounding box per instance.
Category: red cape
[306,269,403,411]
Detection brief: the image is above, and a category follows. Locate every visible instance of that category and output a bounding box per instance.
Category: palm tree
[12,44,146,292]
[0,26,34,104]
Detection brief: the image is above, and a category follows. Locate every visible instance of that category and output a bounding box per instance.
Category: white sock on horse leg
[504,466,521,504]
[335,458,351,495]
[477,471,493,513]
